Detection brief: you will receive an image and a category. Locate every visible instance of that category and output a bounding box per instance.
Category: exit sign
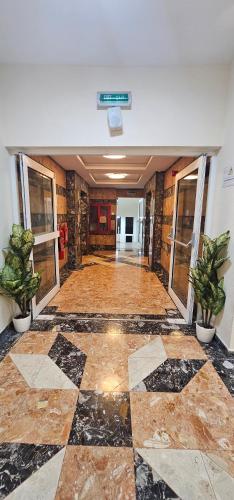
[97,91,132,109]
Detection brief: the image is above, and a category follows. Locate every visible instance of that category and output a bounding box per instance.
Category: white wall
[0,138,15,331]
[0,64,229,149]
[117,198,140,217]
[210,62,234,351]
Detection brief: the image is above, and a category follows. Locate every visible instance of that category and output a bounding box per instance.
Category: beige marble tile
[162,336,207,359]
[0,355,28,393]
[0,388,78,444]
[89,333,155,359]
[56,446,136,500]
[50,255,175,314]
[10,331,58,355]
[131,390,234,451]
[182,361,231,398]
[80,356,128,392]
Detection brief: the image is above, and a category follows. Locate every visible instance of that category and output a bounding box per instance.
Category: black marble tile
[48,333,87,387]
[41,305,58,314]
[59,265,73,286]
[30,313,195,335]
[30,317,196,336]
[133,359,206,392]
[0,443,62,498]
[40,311,176,321]
[212,358,234,395]
[0,325,23,362]
[201,335,234,361]
[68,390,132,447]
[154,263,170,290]
[134,451,180,500]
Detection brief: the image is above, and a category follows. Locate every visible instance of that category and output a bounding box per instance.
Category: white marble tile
[7,448,65,499]
[202,453,234,500]
[128,357,164,390]
[10,354,76,389]
[136,448,215,500]
[167,318,186,324]
[36,315,55,320]
[129,336,167,360]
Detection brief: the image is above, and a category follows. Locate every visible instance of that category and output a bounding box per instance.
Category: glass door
[19,154,60,318]
[168,156,206,323]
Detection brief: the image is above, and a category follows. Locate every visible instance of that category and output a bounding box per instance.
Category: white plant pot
[13,314,31,333]
[196,322,215,343]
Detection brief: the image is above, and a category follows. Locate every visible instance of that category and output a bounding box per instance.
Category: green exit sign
[97,91,132,108]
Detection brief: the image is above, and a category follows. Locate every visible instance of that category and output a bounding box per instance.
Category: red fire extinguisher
[59,226,65,260]
[64,222,68,244]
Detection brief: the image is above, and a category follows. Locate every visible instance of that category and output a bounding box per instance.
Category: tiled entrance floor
[49,251,175,315]
[0,252,233,498]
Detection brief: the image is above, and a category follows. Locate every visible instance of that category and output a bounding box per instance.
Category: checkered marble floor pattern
[0,253,233,499]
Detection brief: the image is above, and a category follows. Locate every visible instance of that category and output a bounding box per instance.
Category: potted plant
[190,230,230,343]
[0,224,41,333]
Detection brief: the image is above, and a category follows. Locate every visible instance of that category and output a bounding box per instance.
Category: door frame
[19,154,60,318]
[168,156,206,323]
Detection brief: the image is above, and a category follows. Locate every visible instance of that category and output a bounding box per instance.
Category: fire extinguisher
[64,223,68,244]
[59,226,65,260]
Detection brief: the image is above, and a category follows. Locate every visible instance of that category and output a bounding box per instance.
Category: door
[19,154,60,318]
[148,196,155,267]
[168,156,206,323]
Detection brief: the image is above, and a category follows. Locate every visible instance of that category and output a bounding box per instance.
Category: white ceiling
[52,155,181,188]
[0,1,234,65]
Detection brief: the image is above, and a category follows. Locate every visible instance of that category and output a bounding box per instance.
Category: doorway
[168,156,208,323]
[116,197,144,251]
[19,154,60,318]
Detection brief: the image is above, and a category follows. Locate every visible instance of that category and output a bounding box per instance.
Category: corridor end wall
[89,188,143,251]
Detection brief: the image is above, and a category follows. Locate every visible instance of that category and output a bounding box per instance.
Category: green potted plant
[190,230,230,343]
[0,224,41,333]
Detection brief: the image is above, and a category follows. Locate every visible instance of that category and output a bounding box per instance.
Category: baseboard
[215,331,234,354]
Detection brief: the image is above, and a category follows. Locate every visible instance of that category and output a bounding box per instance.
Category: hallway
[0,252,233,499]
[50,251,175,315]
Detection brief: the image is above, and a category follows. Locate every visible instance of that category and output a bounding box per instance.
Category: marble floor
[0,251,233,499]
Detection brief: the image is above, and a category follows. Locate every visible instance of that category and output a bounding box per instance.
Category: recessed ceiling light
[103,154,126,160]
[105,173,128,179]
[184,174,198,180]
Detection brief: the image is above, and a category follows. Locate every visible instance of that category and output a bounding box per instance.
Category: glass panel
[90,205,98,233]
[33,240,56,304]
[171,169,198,306]
[28,167,54,235]
[126,217,134,234]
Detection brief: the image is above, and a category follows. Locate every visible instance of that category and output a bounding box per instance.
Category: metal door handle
[174,239,192,248]
[167,236,194,247]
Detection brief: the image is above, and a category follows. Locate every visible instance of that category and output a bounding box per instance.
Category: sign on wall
[223,166,234,188]
[97,91,132,109]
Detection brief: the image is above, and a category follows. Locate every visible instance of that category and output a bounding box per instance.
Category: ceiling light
[184,174,198,180]
[105,173,128,179]
[103,154,126,160]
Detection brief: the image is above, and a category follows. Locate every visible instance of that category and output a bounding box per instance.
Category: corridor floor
[0,252,233,499]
